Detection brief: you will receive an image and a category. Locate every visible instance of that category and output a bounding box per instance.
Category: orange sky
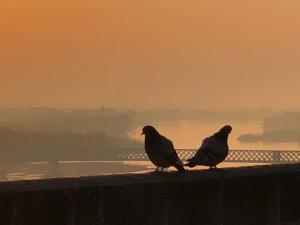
[1,0,300,109]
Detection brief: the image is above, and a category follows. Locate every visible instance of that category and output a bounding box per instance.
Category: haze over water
[1,119,299,182]
[128,121,300,150]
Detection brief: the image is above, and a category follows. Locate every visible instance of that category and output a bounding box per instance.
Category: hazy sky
[1,0,300,109]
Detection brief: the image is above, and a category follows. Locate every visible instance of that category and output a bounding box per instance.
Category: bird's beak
[141,131,144,135]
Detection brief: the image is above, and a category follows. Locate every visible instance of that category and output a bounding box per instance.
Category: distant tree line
[0,107,133,137]
[0,128,142,163]
[238,112,300,144]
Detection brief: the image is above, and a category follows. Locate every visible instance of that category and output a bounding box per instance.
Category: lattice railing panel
[280,151,300,162]
[115,149,300,163]
[226,150,275,163]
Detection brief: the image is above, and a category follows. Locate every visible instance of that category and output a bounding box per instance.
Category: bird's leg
[155,167,164,172]
[162,167,168,172]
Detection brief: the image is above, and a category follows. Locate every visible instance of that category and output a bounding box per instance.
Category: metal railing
[115,149,300,163]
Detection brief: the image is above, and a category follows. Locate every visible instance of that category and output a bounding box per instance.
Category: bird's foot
[184,162,196,168]
[155,167,164,173]
[209,166,218,170]
[162,168,168,172]
[178,167,187,172]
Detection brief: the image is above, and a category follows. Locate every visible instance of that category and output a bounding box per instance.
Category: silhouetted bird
[186,125,232,169]
[142,125,185,172]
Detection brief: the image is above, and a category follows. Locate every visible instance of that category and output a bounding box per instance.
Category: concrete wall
[1,164,300,225]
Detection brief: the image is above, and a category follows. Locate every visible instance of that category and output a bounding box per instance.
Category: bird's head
[214,125,232,141]
[220,125,232,134]
[141,125,160,137]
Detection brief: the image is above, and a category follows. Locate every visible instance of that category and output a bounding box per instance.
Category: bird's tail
[184,158,196,168]
[174,163,186,172]
[174,158,186,172]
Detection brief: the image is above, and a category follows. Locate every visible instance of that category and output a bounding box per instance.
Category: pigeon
[186,125,232,169]
[141,125,185,172]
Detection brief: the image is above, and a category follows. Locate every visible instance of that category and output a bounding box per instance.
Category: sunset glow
[1,0,300,108]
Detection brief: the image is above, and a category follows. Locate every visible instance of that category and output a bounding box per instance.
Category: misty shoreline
[0,107,300,164]
[238,130,300,144]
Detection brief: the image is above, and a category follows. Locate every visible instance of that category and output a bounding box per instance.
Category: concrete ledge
[0,164,300,225]
[0,163,299,193]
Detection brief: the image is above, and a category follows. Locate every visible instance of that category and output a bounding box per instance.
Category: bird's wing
[187,136,229,167]
[186,147,210,167]
[159,136,182,163]
[187,136,218,164]
[203,137,228,157]
[201,136,214,148]
[186,137,208,161]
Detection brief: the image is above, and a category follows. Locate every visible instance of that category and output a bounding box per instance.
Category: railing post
[272,151,281,163]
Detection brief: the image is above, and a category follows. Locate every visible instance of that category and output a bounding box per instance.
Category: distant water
[0,160,266,182]
[128,121,300,150]
[0,161,150,182]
